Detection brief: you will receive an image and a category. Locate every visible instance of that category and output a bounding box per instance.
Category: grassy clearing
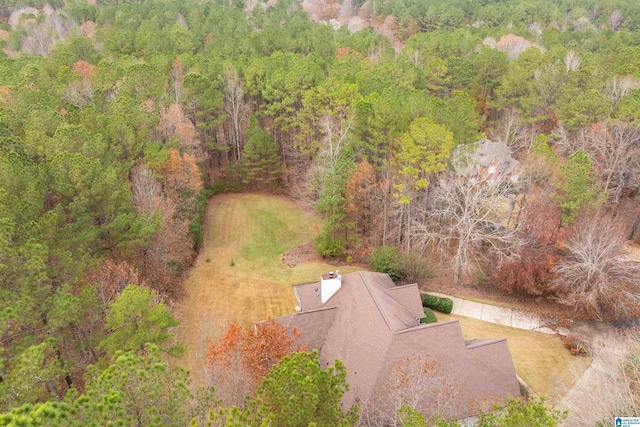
[175,193,359,385]
[436,312,591,402]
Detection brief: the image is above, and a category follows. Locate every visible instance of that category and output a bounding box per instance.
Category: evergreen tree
[241,115,282,190]
[98,285,183,358]
[243,351,359,427]
[555,149,603,224]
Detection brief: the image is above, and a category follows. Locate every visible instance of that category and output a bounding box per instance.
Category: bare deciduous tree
[20,10,77,56]
[610,9,623,31]
[488,106,535,152]
[603,75,640,108]
[63,79,94,108]
[157,104,206,163]
[131,163,162,216]
[361,355,460,426]
[492,192,561,296]
[495,34,539,59]
[553,211,640,321]
[414,176,520,285]
[131,161,197,300]
[565,50,580,72]
[557,121,640,205]
[222,63,249,162]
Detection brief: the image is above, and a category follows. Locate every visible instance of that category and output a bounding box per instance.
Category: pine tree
[555,149,603,224]
[241,115,282,191]
[245,351,359,427]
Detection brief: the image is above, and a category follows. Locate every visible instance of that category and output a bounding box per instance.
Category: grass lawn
[436,312,591,402]
[175,193,359,385]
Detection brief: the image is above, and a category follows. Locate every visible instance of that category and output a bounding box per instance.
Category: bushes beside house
[421,294,453,314]
[369,245,403,280]
[369,246,433,282]
[420,307,437,324]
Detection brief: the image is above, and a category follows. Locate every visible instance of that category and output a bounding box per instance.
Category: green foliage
[616,89,640,124]
[556,88,613,131]
[394,117,455,203]
[555,149,603,224]
[315,225,347,257]
[98,285,182,358]
[241,115,281,190]
[190,184,231,250]
[369,246,433,282]
[398,406,460,427]
[0,339,64,409]
[314,158,356,258]
[1,0,640,420]
[369,245,403,280]
[420,307,438,324]
[0,401,73,427]
[478,396,567,427]
[0,345,214,427]
[421,294,453,314]
[244,350,359,427]
[76,345,196,426]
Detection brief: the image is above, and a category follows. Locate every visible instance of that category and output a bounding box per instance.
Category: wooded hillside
[1,0,640,423]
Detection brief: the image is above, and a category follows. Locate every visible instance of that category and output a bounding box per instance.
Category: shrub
[400,251,434,283]
[369,246,403,280]
[315,228,345,257]
[420,307,437,324]
[421,294,453,314]
[561,335,590,356]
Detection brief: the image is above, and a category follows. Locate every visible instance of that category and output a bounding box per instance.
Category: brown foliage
[361,355,460,426]
[131,163,195,301]
[552,211,640,321]
[493,194,561,295]
[79,20,96,37]
[336,47,360,60]
[346,160,377,243]
[156,104,205,162]
[495,34,537,59]
[0,85,12,105]
[139,199,192,300]
[207,319,304,404]
[72,60,96,80]
[82,258,144,307]
[161,148,203,197]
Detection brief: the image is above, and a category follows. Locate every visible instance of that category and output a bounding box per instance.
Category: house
[452,139,522,184]
[276,271,521,421]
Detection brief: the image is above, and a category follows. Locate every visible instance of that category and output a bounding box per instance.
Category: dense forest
[1,0,640,424]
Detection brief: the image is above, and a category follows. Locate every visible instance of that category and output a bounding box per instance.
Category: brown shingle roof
[387,283,426,319]
[276,306,339,351]
[277,271,520,420]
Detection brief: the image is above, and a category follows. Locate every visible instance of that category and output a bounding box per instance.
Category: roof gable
[278,271,520,420]
[365,277,420,331]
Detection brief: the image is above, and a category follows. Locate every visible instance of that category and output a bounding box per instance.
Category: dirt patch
[281,241,323,267]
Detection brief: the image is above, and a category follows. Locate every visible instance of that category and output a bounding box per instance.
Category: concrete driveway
[424,292,568,335]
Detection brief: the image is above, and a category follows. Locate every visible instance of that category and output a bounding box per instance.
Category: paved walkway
[425,292,570,335]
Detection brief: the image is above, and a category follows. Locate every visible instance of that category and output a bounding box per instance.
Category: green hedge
[420,307,437,324]
[189,181,239,250]
[421,294,453,314]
